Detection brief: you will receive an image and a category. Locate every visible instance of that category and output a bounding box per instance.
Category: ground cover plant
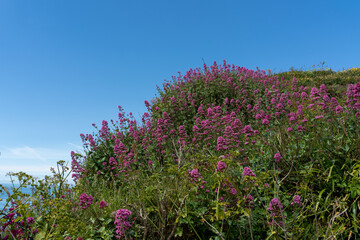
[1,61,360,239]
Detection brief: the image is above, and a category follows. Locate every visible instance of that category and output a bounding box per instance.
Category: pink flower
[301,92,308,99]
[242,167,256,179]
[114,209,133,239]
[217,136,228,151]
[336,105,344,113]
[79,193,93,209]
[188,169,203,182]
[291,195,301,206]
[267,198,283,213]
[262,119,269,125]
[244,194,254,208]
[230,188,237,195]
[27,217,35,224]
[99,200,108,209]
[217,161,227,172]
[274,153,281,162]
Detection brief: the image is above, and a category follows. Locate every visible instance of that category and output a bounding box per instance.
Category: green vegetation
[1,62,360,239]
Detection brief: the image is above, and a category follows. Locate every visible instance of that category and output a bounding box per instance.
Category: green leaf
[175,226,183,237]
[34,231,46,240]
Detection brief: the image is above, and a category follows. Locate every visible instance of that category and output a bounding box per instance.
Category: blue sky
[0,0,359,182]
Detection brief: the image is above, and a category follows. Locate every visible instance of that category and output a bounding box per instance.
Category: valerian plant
[1,62,360,239]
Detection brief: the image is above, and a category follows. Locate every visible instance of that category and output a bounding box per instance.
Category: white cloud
[0,145,75,183]
[7,146,47,162]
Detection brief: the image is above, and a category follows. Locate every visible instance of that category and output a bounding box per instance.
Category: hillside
[1,62,360,239]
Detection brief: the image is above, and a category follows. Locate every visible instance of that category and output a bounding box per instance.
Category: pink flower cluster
[188,168,203,182]
[242,167,256,179]
[291,195,301,206]
[216,161,227,172]
[274,153,281,162]
[99,200,107,209]
[78,193,93,210]
[244,194,254,208]
[267,198,284,226]
[114,209,133,239]
[0,205,38,239]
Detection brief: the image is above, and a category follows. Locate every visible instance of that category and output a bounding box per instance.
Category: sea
[0,183,33,210]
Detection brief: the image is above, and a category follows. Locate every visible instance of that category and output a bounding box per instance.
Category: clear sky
[0,0,359,182]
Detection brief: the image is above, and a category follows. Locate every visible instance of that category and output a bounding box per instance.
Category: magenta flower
[99,200,108,209]
[79,193,93,209]
[262,119,269,125]
[320,84,327,93]
[114,209,133,239]
[230,188,237,195]
[267,198,283,214]
[291,195,301,206]
[244,194,254,208]
[188,168,203,182]
[274,153,281,162]
[217,136,228,150]
[217,161,227,172]
[242,167,256,179]
[27,217,35,224]
[301,92,308,99]
[336,105,344,113]
[310,87,319,97]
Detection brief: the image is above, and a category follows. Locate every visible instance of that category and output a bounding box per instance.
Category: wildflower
[99,200,108,209]
[79,193,93,210]
[274,153,281,162]
[230,188,237,195]
[144,100,150,108]
[114,209,133,239]
[262,118,269,125]
[336,105,344,114]
[320,84,327,93]
[291,195,301,206]
[27,217,35,224]
[267,198,283,215]
[244,194,254,208]
[242,167,256,179]
[315,115,324,119]
[323,94,330,102]
[217,136,228,150]
[243,125,252,133]
[310,87,319,97]
[217,161,227,172]
[276,103,284,110]
[188,169,203,182]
